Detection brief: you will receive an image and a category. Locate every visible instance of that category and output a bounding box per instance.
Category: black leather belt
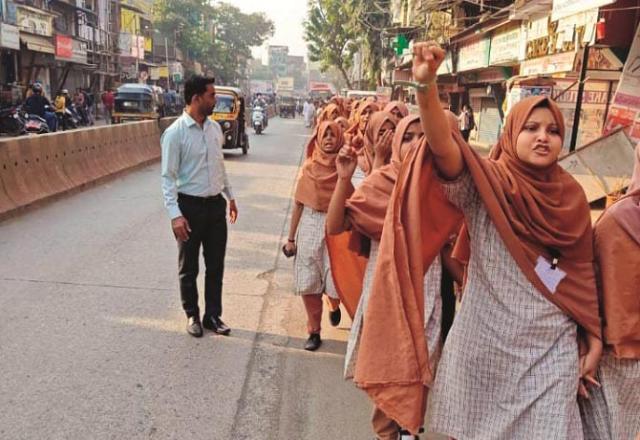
[178,192,223,203]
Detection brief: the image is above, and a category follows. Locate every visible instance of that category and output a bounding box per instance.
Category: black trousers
[177,193,227,319]
[461,129,471,142]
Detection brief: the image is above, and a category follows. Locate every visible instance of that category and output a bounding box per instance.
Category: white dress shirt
[161,112,234,219]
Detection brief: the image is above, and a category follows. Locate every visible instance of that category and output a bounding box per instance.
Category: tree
[207,3,274,84]
[346,0,393,89]
[153,0,274,84]
[304,0,357,89]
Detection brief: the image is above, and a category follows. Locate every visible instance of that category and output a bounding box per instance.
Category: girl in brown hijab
[327,112,462,440]
[579,143,640,440]
[407,42,602,439]
[282,121,344,351]
[348,110,395,190]
[383,101,410,123]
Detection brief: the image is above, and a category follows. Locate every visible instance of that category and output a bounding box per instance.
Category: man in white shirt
[161,75,239,337]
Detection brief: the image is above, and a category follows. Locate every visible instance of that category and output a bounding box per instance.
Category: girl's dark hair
[184,75,215,105]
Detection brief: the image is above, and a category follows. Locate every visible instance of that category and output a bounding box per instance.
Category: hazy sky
[228,0,309,63]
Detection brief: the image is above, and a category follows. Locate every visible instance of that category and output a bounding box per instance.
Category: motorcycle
[20,107,50,135]
[0,105,25,136]
[57,106,80,130]
[252,106,266,135]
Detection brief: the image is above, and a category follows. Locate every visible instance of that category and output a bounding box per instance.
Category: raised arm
[412,42,464,180]
[326,144,358,235]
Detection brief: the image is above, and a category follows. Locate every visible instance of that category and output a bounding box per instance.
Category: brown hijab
[359,111,396,176]
[347,101,379,136]
[327,116,423,317]
[294,122,344,212]
[353,120,463,434]
[347,115,421,241]
[383,101,410,122]
[608,142,640,243]
[452,96,601,338]
[595,142,640,359]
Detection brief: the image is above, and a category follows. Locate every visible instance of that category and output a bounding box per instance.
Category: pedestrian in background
[303,99,315,128]
[102,89,114,124]
[579,143,640,440]
[161,75,239,338]
[457,104,475,142]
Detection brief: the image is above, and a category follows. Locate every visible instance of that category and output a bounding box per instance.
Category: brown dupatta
[327,116,422,317]
[353,123,463,435]
[451,96,601,338]
[595,142,640,358]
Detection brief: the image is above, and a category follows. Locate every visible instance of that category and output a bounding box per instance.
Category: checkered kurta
[344,240,443,380]
[579,354,640,440]
[425,172,582,440]
[293,206,338,298]
[351,165,367,189]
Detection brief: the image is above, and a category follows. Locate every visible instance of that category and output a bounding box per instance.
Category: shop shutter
[478,98,501,145]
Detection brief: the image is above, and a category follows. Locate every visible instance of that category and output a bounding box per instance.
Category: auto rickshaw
[112,84,160,123]
[277,95,296,118]
[210,86,249,155]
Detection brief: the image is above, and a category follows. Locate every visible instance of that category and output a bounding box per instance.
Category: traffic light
[393,34,409,56]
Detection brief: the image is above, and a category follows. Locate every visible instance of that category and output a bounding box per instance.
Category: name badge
[534,255,566,294]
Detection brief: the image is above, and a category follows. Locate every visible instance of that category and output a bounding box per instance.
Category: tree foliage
[154,0,274,84]
[346,0,393,89]
[304,0,357,89]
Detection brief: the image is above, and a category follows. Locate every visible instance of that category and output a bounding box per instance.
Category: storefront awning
[20,34,55,54]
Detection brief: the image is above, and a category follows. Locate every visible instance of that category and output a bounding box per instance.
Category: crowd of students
[282,42,639,440]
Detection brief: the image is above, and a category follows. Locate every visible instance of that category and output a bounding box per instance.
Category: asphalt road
[0,116,382,439]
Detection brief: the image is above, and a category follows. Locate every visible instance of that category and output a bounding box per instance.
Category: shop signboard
[16,5,53,36]
[0,23,20,50]
[552,0,614,21]
[604,25,640,143]
[520,51,577,75]
[55,35,73,58]
[119,32,131,55]
[505,85,553,116]
[457,37,490,72]
[555,79,611,149]
[437,51,454,76]
[490,26,524,65]
[71,39,88,64]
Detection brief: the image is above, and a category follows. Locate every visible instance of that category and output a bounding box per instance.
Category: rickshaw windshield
[214,95,235,113]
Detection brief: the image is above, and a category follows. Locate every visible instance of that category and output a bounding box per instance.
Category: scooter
[19,106,51,134]
[252,106,266,135]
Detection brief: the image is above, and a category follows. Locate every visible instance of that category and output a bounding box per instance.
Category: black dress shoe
[187,316,203,338]
[202,316,231,335]
[304,333,322,351]
[329,307,341,327]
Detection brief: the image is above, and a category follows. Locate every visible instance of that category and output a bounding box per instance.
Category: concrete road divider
[0,117,177,220]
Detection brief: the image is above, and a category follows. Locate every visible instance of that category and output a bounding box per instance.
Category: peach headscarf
[383,101,410,122]
[452,96,601,338]
[352,121,463,435]
[594,143,640,358]
[294,122,344,212]
[359,111,396,176]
